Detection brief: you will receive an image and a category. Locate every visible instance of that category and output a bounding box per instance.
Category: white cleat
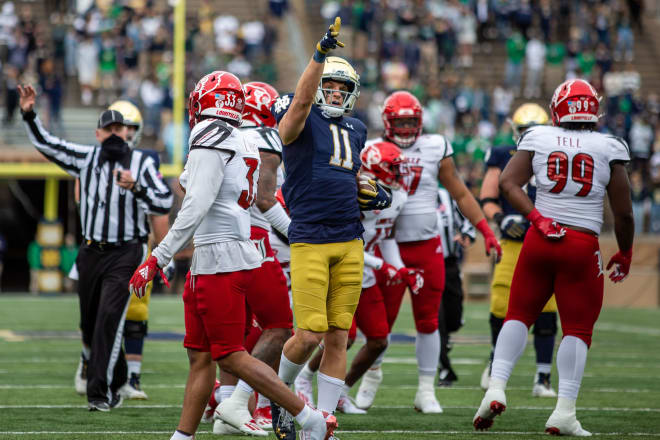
[215,399,268,437]
[299,409,338,440]
[337,394,367,414]
[294,374,315,408]
[473,388,507,431]
[355,367,382,409]
[532,373,557,398]
[545,410,592,436]
[118,382,148,400]
[74,356,87,396]
[413,388,443,414]
[480,364,490,391]
[212,419,241,435]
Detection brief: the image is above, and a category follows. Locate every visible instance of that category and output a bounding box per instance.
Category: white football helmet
[315,56,360,118]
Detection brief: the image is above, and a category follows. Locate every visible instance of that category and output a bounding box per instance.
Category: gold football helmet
[315,56,360,118]
[510,103,549,140]
[108,100,143,148]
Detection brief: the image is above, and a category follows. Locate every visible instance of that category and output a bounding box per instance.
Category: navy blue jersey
[272,94,366,243]
[485,145,536,241]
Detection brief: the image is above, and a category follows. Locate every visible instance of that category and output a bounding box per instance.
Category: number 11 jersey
[272,93,367,244]
[518,125,630,234]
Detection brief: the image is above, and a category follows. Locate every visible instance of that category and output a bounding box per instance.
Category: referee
[19,84,173,411]
[436,187,475,386]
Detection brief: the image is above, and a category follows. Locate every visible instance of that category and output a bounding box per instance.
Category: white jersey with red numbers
[241,125,284,231]
[154,119,262,274]
[362,188,408,288]
[518,125,630,234]
[366,134,453,242]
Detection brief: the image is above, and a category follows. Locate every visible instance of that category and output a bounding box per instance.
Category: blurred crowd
[322,0,658,233]
[0,0,280,154]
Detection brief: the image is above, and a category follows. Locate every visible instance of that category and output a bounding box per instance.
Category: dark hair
[559,122,597,131]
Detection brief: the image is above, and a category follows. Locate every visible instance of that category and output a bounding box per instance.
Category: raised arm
[19,84,93,177]
[278,17,343,145]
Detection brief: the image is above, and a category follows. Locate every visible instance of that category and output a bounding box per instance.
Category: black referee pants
[77,241,144,403]
[438,256,464,371]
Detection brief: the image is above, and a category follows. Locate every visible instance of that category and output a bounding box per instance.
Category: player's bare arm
[498,150,535,216]
[607,163,634,253]
[479,167,502,220]
[438,157,487,226]
[256,151,280,212]
[279,17,343,145]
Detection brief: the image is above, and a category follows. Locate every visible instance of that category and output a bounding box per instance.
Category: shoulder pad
[137,149,160,170]
[243,126,283,156]
[605,134,631,162]
[418,134,453,158]
[189,119,234,150]
[271,94,293,122]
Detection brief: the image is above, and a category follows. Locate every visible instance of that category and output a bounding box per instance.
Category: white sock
[556,335,588,400]
[278,352,305,385]
[417,373,435,391]
[236,379,254,395]
[170,430,193,440]
[127,360,141,376]
[294,404,314,427]
[536,363,552,375]
[81,345,91,360]
[415,330,440,376]
[317,372,344,414]
[340,383,350,397]
[219,385,235,403]
[256,393,270,409]
[491,320,528,383]
[371,335,390,368]
[214,386,222,404]
[298,363,315,381]
[555,396,577,414]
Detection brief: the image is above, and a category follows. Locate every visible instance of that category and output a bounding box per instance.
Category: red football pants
[506,227,604,347]
[349,284,390,340]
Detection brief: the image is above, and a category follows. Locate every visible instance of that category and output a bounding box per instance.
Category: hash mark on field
[1,404,658,412]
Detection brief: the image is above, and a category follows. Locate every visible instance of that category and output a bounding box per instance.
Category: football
[358,176,377,195]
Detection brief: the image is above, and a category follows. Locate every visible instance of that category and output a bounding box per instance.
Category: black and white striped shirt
[438,188,476,259]
[24,112,173,243]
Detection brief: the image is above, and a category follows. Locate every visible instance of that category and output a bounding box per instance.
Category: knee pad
[533,312,558,337]
[124,320,148,340]
[489,314,505,347]
[415,318,438,334]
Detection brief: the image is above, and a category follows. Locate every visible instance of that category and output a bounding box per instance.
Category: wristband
[620,248,633,258]
[313,49,326,64]
[262,203,291,238]
[526,208,542,223]
[493,212,504,226]
[475,218,495,238]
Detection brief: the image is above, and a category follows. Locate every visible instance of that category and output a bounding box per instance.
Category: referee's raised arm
[19,84,94,177]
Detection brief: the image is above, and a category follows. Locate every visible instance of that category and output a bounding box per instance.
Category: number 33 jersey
[366,134,453,242]
[272,94,367,244]
[518,125,630,234]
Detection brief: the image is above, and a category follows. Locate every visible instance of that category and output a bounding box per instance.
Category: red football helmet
[360,141,408,190]
[188,71,244,129]
[243,81,279,128]
[382,91,423,148]
[550,79,600,126]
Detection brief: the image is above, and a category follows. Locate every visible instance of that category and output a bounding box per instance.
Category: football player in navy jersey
[269,17,389,439]
[479,103,559,398]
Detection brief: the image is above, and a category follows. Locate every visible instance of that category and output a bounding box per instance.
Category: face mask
[100,134,129,163]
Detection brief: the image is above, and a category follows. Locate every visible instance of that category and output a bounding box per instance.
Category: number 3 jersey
[366,134,453,242]
[518,125,630,234]
[153,119,262,274]
[272,93,367,244]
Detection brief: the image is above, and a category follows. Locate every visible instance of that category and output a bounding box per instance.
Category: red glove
[526,208,566,240]
[606,249,632,283]
[129,255,170,298]
[398,267,424,294]
[476,219,502,263]
[381,262,403,286]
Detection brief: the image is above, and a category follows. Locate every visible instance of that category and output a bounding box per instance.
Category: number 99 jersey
[272,93,367,244]
[517,125,630,234]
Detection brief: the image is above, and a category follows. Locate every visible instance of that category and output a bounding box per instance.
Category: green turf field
[1,295,659,439]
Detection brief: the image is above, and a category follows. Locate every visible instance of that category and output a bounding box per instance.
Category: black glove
[494,212,527,239]
[359,181,392,211]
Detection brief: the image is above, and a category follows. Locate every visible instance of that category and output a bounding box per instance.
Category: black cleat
[271,401,296,440]
[437,367,458,387]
